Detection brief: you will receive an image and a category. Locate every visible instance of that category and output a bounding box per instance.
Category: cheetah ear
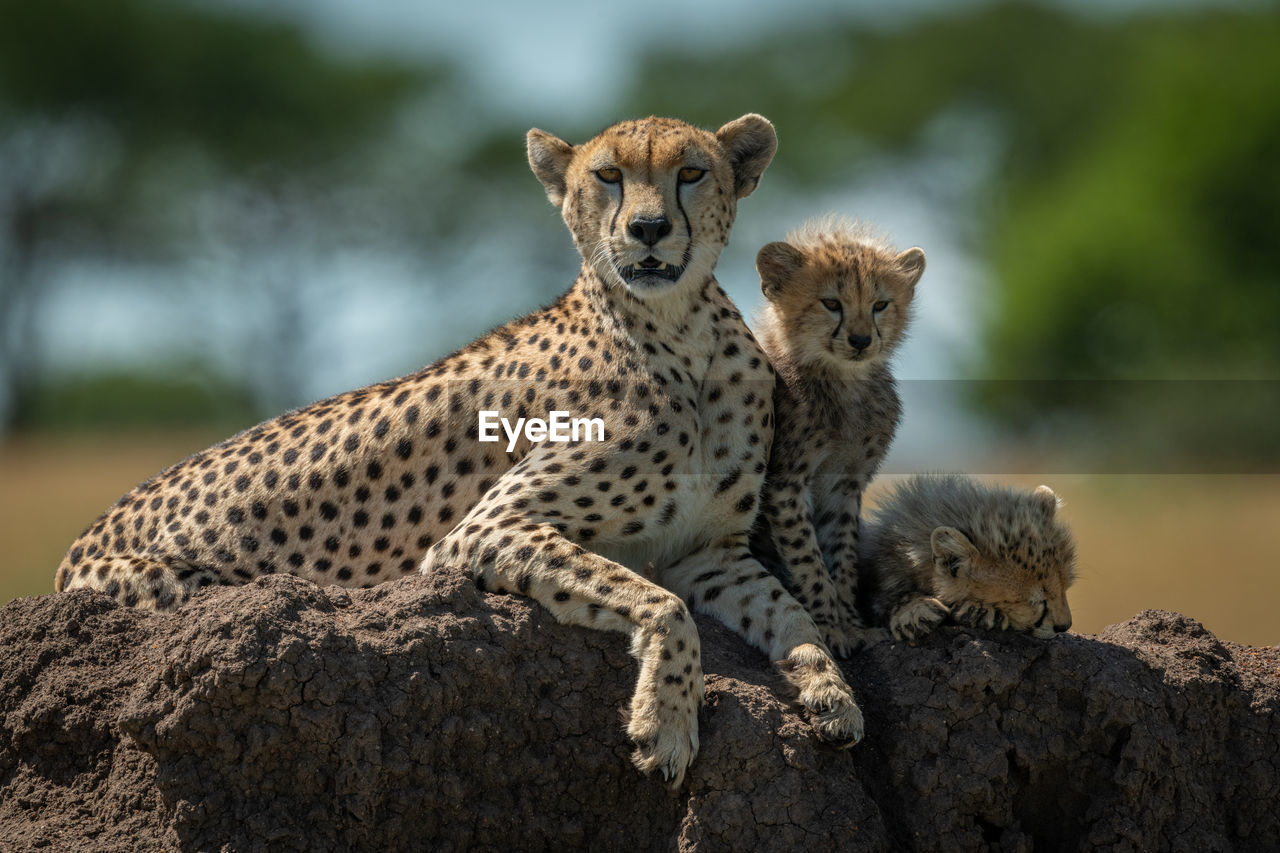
[716,114,778,199]
[757,242,805,300]
[931,526,978,578]
[896,247,926,288]
[527,128,576,208]
[1033,485,1060,519]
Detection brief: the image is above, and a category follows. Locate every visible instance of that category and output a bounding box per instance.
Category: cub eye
[873,299,890,312]
[595,168,622,184]
[820,299,841,312]
[678,167,705,183]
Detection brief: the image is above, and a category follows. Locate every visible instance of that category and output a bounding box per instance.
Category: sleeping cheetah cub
[860,474,1077,641]
[752,219,925,656]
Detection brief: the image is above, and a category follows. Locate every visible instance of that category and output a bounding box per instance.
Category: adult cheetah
[56,115,863,787]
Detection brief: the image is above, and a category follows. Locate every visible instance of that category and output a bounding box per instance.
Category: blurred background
[1,0,1276,643]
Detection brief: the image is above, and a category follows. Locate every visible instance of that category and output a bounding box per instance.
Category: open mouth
[619,257,685,284]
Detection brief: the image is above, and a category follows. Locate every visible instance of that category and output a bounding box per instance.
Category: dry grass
[0,432,224,602]
[3,436,1276,646]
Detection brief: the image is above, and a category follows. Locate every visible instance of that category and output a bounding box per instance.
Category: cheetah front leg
[814,481,880,649]
[761,480,857,657]
[888,594,950,643]
[421,510,703,789]
[662,538,864,748]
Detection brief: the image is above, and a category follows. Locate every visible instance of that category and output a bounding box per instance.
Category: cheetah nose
[628,216,672,247]
[1054,619,1072,633]
[847,334,872,353]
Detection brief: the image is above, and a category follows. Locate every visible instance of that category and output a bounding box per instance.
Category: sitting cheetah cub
[752,219,925,656]
[860,474,1077,642]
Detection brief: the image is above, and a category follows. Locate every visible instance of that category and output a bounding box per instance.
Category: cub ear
[527,128,576,208]
[931,526,978,578]
[756,241,806,299]
[1032,485,1060,519]
[896,247,926,288]
[715,113,778,199]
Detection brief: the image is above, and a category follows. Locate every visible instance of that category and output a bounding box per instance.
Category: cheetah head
[527,115,777,300]
[928,485,1077,639]
[757,220,925,377]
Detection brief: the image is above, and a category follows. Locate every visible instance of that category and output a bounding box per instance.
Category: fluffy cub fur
[751,218,925,655]
[860,474,1077,641]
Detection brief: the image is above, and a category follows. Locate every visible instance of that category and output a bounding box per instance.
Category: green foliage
[0,0,436,432]
[628,3,1279,464]
[987,13,1280,382]
[0,0,426,167]
[14,369,263,433]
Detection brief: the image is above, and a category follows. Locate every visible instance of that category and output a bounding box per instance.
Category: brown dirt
[1,571,1277,851]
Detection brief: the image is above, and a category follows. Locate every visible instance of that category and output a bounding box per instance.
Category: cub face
[757,228,925,375]
[929,486,1077,639]
[526,115,777,300]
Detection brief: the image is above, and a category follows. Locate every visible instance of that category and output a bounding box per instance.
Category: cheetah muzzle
[619,257,686,285]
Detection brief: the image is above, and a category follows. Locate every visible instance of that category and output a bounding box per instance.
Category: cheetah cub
[860,474,1077,642]
[752,219,925,656]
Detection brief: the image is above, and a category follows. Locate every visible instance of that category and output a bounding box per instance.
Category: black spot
[320,502,339,521]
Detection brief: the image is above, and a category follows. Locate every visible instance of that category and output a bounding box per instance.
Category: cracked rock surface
[2,570,1277,851]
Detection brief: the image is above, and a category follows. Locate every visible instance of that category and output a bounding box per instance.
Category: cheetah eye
[677,167,706,184]
[820,298,841,312]
[873,300,890,312]
[595,168,622,184]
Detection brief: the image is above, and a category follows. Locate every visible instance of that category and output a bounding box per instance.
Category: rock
[1,571,1277,851]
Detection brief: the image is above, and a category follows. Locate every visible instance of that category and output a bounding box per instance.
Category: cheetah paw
[816,620,857,659]
[628,709,699,790]
[779,644,865,748]
[890,597,948,643]
[626,664,704,790]
[952,599,1008,631]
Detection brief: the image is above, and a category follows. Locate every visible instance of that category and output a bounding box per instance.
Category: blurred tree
[0,0,430,430]
[627,3,1280,466]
